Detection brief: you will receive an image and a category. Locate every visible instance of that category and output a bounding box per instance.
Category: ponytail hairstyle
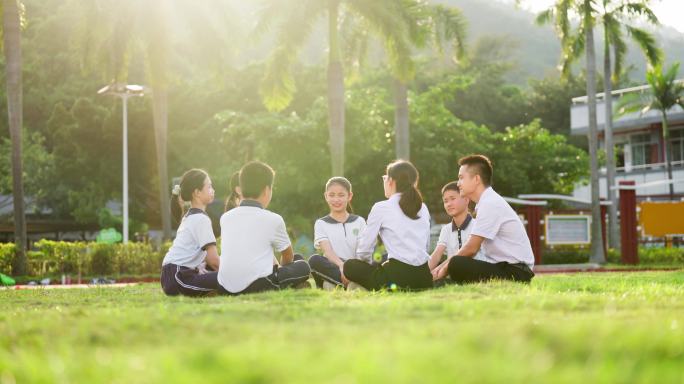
[224,171,241,212]
[171,169,209,224]
[325,176,354,213]
[386,160,423,220]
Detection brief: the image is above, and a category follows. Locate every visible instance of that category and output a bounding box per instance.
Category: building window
[615,143,626,168]
[671,128,684,165]
[630,133,657,166]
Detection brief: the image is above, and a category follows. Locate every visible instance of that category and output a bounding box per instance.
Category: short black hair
[239,161,275,199]
[458,154,493,186]
[441,181,460,195]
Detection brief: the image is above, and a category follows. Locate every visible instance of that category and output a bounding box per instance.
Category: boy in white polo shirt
[433,155,535,283]
[217,161,311,294]
[429,181,490,276]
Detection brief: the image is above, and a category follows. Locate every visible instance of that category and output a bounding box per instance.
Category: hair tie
[171,185,181,196]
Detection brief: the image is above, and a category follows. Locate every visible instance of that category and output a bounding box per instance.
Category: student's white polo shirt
[162,208,216,269]
[437,214,490,262]
[470,187,535,267]
[218,200,291,293]
[314,214,366,261]
[356,193,431,266]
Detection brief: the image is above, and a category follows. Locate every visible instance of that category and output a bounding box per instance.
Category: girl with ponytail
[343,160,433,291]
[161,169,220,296]
[224,171,241,212]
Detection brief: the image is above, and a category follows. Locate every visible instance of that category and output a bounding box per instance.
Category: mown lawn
[1,271,683,383]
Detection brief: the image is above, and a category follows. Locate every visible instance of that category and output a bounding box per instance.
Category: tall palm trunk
[661,112,675,199]
[393,78,410,160]
[603,31,619,250]
[327,0,345,176]
[148,0,172,240]
[3,0,27,275]
[152,88,172,240]
[585,13,606,263]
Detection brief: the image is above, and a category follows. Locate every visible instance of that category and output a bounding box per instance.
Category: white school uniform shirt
[437,214,490,262]
[470,187,535,268]
[217,200,291,293]
[162,208,216,269]
[356,193,431,266]
[314,214,366,261]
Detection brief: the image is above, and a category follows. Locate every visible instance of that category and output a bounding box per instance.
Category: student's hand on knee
[340,266,350,286]
[433,263,448,281]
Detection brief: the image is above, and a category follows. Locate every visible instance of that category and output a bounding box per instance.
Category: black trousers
[343,258,433,291]
[160,263,220,297]
[309,254,343,288]
[447,256,534,284]
[219,255,311,295]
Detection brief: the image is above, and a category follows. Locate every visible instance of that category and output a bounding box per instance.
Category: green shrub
[91,244,116,275]
[30,240,166,277]
[542,245,684,265]
[0,243,16,274]
[638,247,684,265]
[541,246,591,264]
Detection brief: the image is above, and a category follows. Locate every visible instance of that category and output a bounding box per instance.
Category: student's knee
[447,256,470,283]
[293,257,311,276]
[293,253,305,262]
[308,254,327,270]
[342,259,359,276]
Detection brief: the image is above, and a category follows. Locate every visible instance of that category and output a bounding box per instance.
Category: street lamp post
[97,83,148,244]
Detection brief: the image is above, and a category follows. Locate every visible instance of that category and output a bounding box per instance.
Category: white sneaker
[346,282,367,291]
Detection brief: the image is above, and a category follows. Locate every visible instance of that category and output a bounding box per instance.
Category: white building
[570,81,684,200]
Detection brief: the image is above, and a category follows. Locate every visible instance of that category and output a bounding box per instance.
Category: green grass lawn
[1,271,684,384]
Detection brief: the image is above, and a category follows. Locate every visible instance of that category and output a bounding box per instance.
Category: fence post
[600,202,608,256]
[619,180,639,264]
[525,205,543,265]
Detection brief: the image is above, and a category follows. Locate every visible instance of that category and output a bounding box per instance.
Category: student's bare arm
[205,245,220,270]
[280,246,294,264]
[428,244,446,271]
[319,240,344,267]
[456,235,484,258]
[432,236,484,280]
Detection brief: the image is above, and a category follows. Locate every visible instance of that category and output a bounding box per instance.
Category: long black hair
[387,160,423,220]
[171,169,209,224]
[225,171,241,212]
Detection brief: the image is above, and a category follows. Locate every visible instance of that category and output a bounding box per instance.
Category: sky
[506,0,684,34]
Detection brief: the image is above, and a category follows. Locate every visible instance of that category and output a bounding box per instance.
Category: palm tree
[258,0,415,175]
[537,0,606,263]
[618,62,684,199]
[3,0,27,275]
[77,0,173,239]
[143,0,173,242]
[599,0,661,249]
[394,4,466,160]
[341,3,466,161]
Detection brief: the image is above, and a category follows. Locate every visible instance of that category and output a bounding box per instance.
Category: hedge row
[1,241,683,277]
[0,240,170,277]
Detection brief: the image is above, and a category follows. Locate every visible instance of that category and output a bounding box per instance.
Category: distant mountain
[434,0,684,84]
[231,0,684,85]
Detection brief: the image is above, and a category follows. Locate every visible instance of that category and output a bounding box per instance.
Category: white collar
[475,187,494,211]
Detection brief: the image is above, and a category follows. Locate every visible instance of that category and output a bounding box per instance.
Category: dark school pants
[219,255,311,295]
[309,253,390,289]
[342,258,433,291]
[446,256,534,284]
[160,263,220,297]
[309,254,343,288]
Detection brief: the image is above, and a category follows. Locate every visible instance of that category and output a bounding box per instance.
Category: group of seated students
[160,154,535,297]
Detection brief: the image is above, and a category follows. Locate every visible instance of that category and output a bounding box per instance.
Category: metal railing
[571,79,684,105]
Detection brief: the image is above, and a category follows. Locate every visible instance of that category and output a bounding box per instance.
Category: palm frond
[625,25,662,66]
[258,0,325,111]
